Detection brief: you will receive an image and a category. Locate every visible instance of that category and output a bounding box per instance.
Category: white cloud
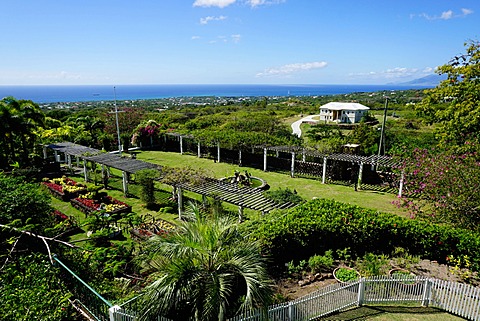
[193,0,236,8]
[414,8,473,20]
[191,36,201,40]
[231,34,241,43]
[349,66,434,82]
[256,61,328,78]
[200,15,227,25]
[247,0,285,7]
[193,0,283,8]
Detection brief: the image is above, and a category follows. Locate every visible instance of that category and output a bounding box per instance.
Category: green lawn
[317,306,465,320]
[136,150,407,217]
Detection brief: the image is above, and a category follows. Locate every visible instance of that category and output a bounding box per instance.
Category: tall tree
[137,216,273,321]
[416,40,480,151]
[0,97,45,168]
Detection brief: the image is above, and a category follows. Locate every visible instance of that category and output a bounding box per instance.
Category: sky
[0,0,478,85]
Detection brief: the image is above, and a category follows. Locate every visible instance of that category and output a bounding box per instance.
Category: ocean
[0,84,430,104]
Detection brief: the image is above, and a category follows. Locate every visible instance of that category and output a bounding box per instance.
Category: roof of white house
[319,102,370,111]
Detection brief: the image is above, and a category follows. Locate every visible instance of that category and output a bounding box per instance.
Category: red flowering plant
[393,145,480,231]
[72,192,131,214]
[131,120,169,147]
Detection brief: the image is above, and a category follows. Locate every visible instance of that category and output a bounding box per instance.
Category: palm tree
[137,214,273,321]
[0,97,45,168]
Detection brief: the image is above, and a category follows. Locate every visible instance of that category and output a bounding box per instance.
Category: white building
[319,102,370,124]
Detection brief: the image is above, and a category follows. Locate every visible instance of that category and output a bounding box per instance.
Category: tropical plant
[416,40,480,151]
[0,97,45,168]
[136,215,273,321]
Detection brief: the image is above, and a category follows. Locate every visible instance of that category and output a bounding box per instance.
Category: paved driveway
[291,114,320,137]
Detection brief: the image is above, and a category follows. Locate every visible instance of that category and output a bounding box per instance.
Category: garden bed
[70,195,131,216]
[42,177,87,201]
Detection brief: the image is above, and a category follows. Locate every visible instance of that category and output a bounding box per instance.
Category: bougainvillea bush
[394,147,480,231]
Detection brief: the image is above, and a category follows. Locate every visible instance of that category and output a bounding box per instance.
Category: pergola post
[54,150,59,162]
[122,171,129,196]
[76,156,79,168]
[238,149,242,166]
[263,148,267,171]
[302,149,306,162]
[83,160,88,182]
[180,136,183,155]
[197,142,201,158]
[217,143,221,163]
[290,152,295,178]
[322,157,327,184]
[238,206,244,223]
[43,145,47,159]
[358,162,364,189]
[67,154,72,169]
[398,170,405,197]
[177,187,183,220]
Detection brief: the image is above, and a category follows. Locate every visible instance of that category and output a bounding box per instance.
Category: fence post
[357,278,365,306]
[422,278,432,307]
[288,301,293,320]
[290,152,295,178]
[322,157,327,184]
[263,148,267,171]
[109,305,121,321]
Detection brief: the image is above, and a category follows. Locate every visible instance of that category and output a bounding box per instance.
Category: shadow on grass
[316,306,449,320]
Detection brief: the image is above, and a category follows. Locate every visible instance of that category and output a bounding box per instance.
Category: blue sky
[0,0,478,85]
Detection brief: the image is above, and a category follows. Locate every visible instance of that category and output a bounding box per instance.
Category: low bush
[248,198,480,272]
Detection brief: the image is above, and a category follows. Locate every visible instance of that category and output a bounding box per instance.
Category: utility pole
[111,86,124,154]
[377,97,388,158]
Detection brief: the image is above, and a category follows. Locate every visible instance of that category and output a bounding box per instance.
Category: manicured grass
[318,306,465,320]
[137,150,408,217]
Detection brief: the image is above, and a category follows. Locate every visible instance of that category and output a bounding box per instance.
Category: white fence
[110,275,480,321]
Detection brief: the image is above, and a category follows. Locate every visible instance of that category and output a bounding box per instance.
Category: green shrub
[249,198,480,272]
[308,250,334,273]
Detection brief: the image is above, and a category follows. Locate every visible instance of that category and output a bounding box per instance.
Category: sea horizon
[0,84,433,104]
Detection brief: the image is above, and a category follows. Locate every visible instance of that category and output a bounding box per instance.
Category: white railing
[109,275,480,321]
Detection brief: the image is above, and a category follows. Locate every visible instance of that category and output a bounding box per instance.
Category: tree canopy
[416,40,480,151]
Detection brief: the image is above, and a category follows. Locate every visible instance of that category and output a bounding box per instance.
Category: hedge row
[248,198,480,271]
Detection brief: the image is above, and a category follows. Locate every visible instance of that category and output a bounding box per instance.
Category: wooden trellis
[45,142,297,216]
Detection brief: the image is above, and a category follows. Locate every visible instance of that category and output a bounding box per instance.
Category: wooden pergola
[45,142,297,217]
[176,177,297,220]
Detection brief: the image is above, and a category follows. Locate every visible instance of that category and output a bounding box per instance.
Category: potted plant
[333,266,360,284]
[389,268,417,285]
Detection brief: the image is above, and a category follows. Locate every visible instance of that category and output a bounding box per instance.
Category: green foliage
[308,250,334,273]
[264,187,304,204]
[0,253,76,321]
[334,267,359,282]
[0,173,53,230]
[248,198,480,272]
[395,148,480,230]
[136,216,273,321]
[135,169,161,207]
[0,97,45,169]
[416,40,480,151]
[348,121,380,155]
[355,253,389,276]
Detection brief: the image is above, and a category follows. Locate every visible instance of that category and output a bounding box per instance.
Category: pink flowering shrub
[394,145,480,230]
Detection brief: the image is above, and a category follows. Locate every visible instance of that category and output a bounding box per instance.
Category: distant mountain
[390,74,447,86]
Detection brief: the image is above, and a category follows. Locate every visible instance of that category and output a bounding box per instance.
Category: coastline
[0,84,432,104]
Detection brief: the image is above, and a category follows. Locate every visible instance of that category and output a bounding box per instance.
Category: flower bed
[131,219,176,240]
[42,176,87,201]
[71,194,131,216]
